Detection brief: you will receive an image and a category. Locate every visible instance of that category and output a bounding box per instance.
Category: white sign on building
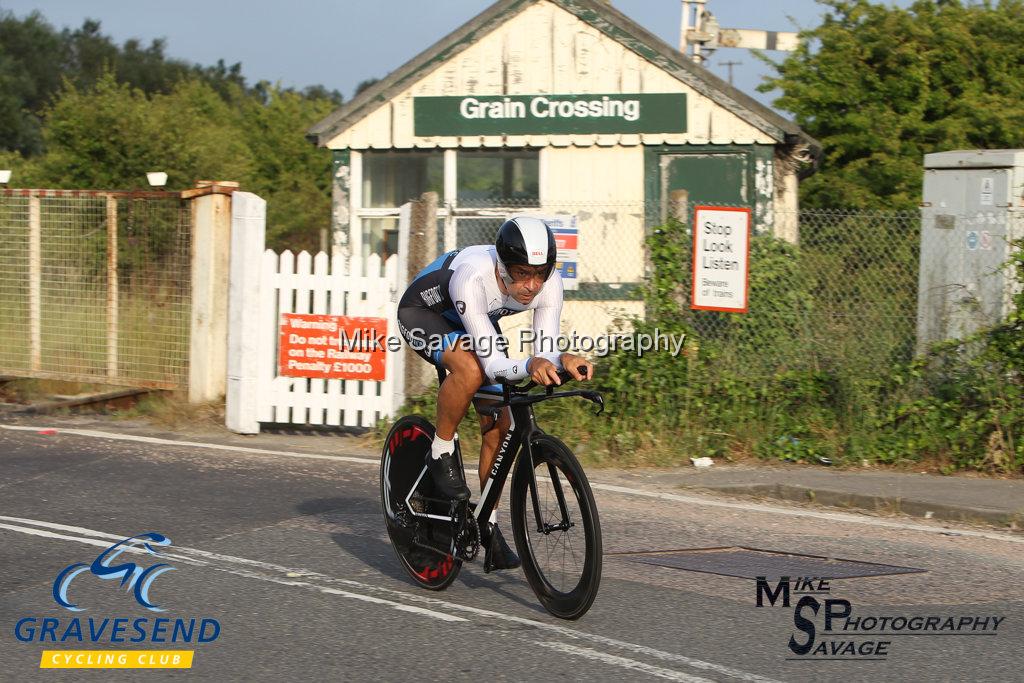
[691,206,750,312]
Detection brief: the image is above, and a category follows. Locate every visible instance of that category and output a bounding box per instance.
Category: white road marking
[536,641,715,682]
[0,522,211,568]
[3,423,1022,545]
[0,424,380,465]
[0,519,464,624]
[1,515,775,683]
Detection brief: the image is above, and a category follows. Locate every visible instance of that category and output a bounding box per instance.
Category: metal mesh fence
[679,206,921,379]
[412,197,928,394]
[0,190,191,389]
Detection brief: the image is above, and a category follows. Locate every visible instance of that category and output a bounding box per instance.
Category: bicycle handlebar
[505,364,588,393]
[485,365,604,416]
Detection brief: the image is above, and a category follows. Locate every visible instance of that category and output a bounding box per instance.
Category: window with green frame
[457,149,539,206]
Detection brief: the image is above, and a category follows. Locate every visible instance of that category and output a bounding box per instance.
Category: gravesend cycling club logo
[756,576,1006,661]
[12,531,221,670]
[53,532,175,612]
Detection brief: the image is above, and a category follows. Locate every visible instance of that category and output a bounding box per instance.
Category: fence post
[186,181,238,403]
[106,195,119,379]
[403,192,438,399]
[775,172,800,243]
[226,192,266,434]
[28,195,41,372]
[668,189,689,223]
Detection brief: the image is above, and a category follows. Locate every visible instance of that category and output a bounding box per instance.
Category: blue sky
[4,1,846,112]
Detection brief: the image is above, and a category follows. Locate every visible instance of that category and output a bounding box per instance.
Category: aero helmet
[494,216,557,286]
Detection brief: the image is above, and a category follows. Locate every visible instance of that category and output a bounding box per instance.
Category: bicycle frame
[473,395,538,531]
[423,366,602,537]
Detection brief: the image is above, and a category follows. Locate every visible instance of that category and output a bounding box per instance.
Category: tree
[0,11,226,156]
[239,85,336,250]
[0,10,63,154]
[760,0,1024,209]
[38,72,253,189]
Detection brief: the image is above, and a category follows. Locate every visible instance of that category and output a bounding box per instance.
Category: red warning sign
[278,314,387,380]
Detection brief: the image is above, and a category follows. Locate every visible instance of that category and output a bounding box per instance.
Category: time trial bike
[380,366,604,620]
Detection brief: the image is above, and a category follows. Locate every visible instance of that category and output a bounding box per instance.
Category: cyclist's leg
[396,305,485,445]
[475,402,511,490]
[397,306,477,498]
[474,396,519,570]
[435,344,486,441]
[397,304,507,483]
[472,316,511,493]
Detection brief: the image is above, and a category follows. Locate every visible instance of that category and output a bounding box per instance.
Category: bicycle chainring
[454,506,480,562]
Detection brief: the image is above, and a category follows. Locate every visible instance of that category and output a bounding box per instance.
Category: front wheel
[510,435,602,619]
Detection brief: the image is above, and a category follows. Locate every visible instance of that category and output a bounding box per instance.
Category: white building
[308,0,818,336]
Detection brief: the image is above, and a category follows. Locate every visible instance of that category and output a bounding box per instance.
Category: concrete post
[225,192,266,433]
[186,181,238,403]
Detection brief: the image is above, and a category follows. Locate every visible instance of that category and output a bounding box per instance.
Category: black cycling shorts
[396,306,505,369]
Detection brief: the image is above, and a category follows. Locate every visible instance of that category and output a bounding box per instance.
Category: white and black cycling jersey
[397,245,564,382]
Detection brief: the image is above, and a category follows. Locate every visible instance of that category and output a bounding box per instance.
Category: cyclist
[397,216,593,571]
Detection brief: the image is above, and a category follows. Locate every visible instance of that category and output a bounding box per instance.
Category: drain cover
[616,546,925,580]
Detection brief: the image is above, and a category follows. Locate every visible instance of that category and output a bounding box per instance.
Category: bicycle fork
[519,412,574,536]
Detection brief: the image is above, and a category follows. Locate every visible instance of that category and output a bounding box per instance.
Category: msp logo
[53,533,175,612]
[13,531,220,670]
[756,576,1006,661]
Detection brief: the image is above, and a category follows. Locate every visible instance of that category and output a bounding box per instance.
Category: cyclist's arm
[530,272,565,372]
[449,266,530,383]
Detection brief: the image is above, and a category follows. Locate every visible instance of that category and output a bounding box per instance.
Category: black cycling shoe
[482,523,521,572]
[427,451,471,501]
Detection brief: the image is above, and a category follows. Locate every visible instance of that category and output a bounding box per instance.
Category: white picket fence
[226,192,407,434]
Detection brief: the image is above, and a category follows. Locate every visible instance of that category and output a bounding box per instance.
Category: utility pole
[718,60,742,85]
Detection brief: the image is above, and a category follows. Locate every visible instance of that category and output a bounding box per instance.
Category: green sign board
[413,93,687,136]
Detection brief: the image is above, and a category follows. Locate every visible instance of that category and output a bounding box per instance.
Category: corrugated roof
[307,0,820,155]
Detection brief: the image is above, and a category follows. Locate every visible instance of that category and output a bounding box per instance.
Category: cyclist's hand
[527,356,562,386]
[559,353,594,381]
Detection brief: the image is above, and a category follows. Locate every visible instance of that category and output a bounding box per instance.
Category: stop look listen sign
[691,206,751,313]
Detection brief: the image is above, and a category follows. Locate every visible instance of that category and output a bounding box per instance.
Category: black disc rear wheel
[510,435,602,619]
[380,415,461,590]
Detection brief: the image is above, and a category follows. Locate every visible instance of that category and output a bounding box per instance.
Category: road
[1,423,1021,681]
